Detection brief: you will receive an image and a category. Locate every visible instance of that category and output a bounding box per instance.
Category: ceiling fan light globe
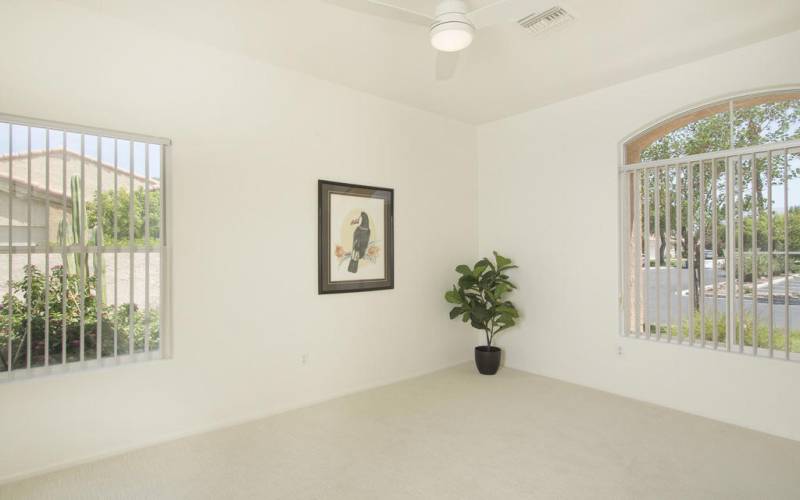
[430,21,474,52]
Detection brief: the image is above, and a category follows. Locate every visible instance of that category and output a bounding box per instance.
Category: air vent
[517,6,573,34]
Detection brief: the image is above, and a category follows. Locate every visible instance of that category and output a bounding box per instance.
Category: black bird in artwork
[348,212,370,273]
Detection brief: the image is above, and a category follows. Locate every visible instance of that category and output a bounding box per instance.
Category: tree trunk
[681,228,689,259]
[659,230,667,266]
[692,239,702,311]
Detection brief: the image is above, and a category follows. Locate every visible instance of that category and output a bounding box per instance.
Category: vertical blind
[620,139,800,360]
[0,114,169,380]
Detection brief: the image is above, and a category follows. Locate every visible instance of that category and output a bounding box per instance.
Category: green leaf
[497,315,516,327]
[471,305,490,321]
[494,251,513,270]
[492,252,511,267]
[479,271,497,288]
[496,305,519,318]
[458,275,477,290]
[444,289,462,304]
[470,319,486,330]
[455,264,472,275]
[494,324,512,335]
[449,307,464,320]
[496,278,517,289]
[473,258,491,277]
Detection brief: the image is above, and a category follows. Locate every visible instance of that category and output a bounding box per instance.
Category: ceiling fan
[326,0,556,79]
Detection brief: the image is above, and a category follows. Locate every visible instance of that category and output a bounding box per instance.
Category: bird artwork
[319,181,393,293]
[348,211,371,273]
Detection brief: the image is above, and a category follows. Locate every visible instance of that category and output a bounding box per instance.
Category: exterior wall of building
[0,189,48,246]
[0,152,157,197]
[0,152,157,246]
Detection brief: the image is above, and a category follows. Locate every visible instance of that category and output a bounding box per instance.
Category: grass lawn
[646,315,800,352]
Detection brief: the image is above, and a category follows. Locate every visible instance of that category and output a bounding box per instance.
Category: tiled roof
[0,149,160,187]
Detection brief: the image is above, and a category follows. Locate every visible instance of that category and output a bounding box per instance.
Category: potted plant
[444,252,519,375]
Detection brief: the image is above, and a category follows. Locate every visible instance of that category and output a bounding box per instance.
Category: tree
[638,98,800,310]
[86,187,161,244]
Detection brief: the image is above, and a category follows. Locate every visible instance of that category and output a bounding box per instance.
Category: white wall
[0,0,477,482]
[477,30,800,441]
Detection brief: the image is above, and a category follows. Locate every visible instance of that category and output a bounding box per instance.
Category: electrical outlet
[616,345,624,356]
[301,353,309,365]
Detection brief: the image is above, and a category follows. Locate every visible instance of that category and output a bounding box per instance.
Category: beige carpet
[3,363,800,499]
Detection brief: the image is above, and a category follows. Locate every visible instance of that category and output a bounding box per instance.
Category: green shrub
[0,264,158,371]
[721,254,800,282]
[648,313,800,352]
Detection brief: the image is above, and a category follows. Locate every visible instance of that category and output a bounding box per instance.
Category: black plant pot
[474,346,501,375]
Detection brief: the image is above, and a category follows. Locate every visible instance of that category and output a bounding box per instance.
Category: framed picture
[318,180,394,294]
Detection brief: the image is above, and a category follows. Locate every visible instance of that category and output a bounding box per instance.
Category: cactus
[57,175,105,306]
[57,214,77,275]
[90,200,106,305]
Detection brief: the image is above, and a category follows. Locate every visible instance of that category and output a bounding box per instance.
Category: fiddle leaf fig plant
[444,251,519,347]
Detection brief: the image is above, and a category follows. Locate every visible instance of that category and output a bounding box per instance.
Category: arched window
[619,89,800,361]
[626,90,800,163]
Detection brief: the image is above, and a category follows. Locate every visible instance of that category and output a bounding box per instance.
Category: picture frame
[318,180,394,294]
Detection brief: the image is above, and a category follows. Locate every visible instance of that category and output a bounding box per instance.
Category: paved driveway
[640,262,800,329]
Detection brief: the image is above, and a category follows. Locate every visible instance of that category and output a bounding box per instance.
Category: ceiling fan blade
[467,0,552,30]
[324,0,432,26]
[435,51,460,81]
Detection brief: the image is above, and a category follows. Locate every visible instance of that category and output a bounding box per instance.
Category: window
[620,90,800,360]
[0,114,169,380]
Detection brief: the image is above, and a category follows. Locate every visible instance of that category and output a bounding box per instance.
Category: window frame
[617,87,800,361]
[623,87,800,164]
[0,112,171,382]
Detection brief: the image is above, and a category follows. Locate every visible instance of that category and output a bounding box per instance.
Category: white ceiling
[356,0,505,16]
[348,0,503,16]
[62,0,800,124]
